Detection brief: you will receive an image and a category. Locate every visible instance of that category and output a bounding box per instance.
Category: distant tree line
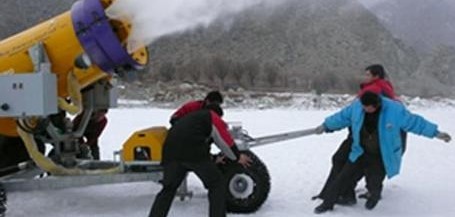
[148,56,358,93]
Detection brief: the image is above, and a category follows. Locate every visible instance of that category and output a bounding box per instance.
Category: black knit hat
[360,91,381,107]
[205,103,224,117]
[204,91,223,104]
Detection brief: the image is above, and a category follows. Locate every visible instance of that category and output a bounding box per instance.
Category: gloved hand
[436,131,451,143]
[314,125,326,135]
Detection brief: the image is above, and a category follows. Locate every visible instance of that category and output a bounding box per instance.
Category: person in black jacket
[149,104,251,217]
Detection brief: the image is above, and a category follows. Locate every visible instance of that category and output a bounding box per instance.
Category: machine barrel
[0,0,148,137]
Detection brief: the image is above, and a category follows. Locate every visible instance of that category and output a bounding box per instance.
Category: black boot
[359,191,381,210]
[365,198,379,210]
[314,202,333,214]
[90,145,100,160]
[359,192,382,200]
[336,195,357,206]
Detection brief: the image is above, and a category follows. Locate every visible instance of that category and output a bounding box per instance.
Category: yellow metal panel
[122,127,168,162]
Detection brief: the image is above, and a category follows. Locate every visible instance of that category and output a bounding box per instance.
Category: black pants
[318,131,407,199]
[322,154,386,207]
[318,135,361,200]
[149,161,226,217]
[363,154,386,200]
[90,143,100,160]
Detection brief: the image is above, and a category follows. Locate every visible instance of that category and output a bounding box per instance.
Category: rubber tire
[221,150,270,213]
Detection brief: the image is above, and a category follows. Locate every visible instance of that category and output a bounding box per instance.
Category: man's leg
[315,135,353,200]
[337,166,364,205]
[314,160,361,214]
[90,143,100,160]
[186,161,226,217]
[149,162,187,217]
[363,156,386,210]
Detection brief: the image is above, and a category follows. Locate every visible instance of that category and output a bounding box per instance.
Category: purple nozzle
[71,0,144,73]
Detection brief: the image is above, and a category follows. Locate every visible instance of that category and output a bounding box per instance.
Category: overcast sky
[105,0,387,53]
[106,0,272,53]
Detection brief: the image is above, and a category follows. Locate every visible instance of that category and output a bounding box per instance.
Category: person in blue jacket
[313,91,451,214]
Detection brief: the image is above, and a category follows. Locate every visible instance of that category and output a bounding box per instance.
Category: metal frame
[1,124,317,193]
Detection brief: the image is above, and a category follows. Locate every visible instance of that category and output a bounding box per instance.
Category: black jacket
[162,109,239,164]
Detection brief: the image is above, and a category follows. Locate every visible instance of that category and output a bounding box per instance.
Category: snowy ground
[5,107,455,217]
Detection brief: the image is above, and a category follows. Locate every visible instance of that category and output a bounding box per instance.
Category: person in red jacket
[149,104,251,217]
[312,64,402,205]
[72,109,108,160]
[358,64,399,100]
[169,91,223,125]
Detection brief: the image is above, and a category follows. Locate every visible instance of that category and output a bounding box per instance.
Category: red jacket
[169,100,205,124]
[358,79,398,100]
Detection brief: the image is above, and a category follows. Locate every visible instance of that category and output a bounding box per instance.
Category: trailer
[1,123,317,213]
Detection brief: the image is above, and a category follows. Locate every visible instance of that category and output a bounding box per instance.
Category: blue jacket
[323,97,439,178]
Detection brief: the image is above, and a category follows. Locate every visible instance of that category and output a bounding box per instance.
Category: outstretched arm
[321,101,357,132]
[400,108,451,142]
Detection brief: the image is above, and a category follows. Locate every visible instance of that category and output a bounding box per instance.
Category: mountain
[365,0,455,54]
[147,0,420,95]
[404,45,455,97]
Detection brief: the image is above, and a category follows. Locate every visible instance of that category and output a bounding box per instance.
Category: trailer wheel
[221,150,270,213]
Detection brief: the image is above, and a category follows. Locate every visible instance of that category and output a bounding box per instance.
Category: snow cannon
[0,0,148,176]
[0,0,148,137]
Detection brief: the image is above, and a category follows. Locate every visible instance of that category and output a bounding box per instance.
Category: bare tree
[159,62,176,82]
[231,62,244,86]
[184,58,205,82]
[204,67,216,84]
[264,62,279,87]
[211,56,231,89]
[311,72,337,94]
[244,59,260,87]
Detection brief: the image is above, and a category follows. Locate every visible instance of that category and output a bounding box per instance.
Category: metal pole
[247,127,318,148]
